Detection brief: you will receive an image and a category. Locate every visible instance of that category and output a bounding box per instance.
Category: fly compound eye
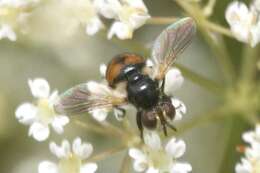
[141,110,158,129]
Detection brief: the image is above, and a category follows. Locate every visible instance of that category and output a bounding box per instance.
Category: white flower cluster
[0,0,39,41]
[0,0,150,41]
[81,0,150,39]
[38,137,97,173]
[94,0,150,39]
[129,131,192,173]
[225,0,260,47]
[15,78,69,141]
[236,124,260,173]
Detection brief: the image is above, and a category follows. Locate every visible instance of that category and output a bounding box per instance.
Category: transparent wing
[152,17,196,80]
[54,81,127,115]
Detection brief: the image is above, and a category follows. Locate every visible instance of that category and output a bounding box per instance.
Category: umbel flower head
[38,137,97,173]
[94,0,150,39]
[15,78,69,141]
[225,1,260,47]
[235,124,260,173]
[57,0,104,36]
[129,131,192,173]
[0,0,39,41]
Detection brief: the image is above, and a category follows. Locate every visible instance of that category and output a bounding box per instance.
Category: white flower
[49,0,104,36]
[99,63,107,78]
[0,24,16,41]
[243,124,260,145]
[129,131,192,173]
[38,137,97,173]
[235,124,260,173]
[225,1,260,47]
[164,68,184,96]
[0,0,39,41]
[15,78,69,141]
[0,0,39,7]
[171,98,186,121]
[95,0,150,39]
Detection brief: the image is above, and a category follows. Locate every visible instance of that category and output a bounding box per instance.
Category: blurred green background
[0,0,258,173]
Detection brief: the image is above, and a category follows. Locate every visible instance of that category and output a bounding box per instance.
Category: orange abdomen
[106,53,145,87]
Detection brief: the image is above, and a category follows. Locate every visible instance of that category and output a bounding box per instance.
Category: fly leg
[157,110,168,136]
[165,121,177,131]
[136,111,144,140]
[160,78,166,93]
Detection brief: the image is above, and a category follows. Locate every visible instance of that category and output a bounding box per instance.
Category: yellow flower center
[37,99,56,124]
[146,148,172,171]
[58,154,82,173]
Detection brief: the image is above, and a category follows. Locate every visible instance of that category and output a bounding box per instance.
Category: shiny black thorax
[114,63,159,109]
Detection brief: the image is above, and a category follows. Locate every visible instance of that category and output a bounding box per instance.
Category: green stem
[147,17,233,38]
[218,116,248,173]
[119,152,131,173]
[89,145,126,162]
[240,45,259,84]
[203,0,216,17]
[204,20,234,38]
[175,63,224,95]
[147,17,178,25]
[73,119,123,138]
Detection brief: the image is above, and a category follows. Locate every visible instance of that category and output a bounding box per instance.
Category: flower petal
[170,162,192,173]
[49,140,71,158]
[15,103,37,125]
[51,115,70,134]
[129,13,150,29]
[250,21,260,47]
[225,1,249,26]
[38,161,58,173]
[171,98,186,121]
[107,22,133,40]
[242,131,255,144]
[73,137,93,159]
[144,131,161,150]
[225,1,258,46]
[146,167,159,173]
[124,0,148,11]
[165,138,186,158]
[0,24,16,41]
[86,17,103,35]
[80,162,98,173]
[91,109,108,122]
[48,91,59,106]
[99,64,107,77]
[129,148,146,161]
[28,122,50,141]
[94,0,119,19]
[235,158,252,173]
[28,78,50,98]
[133,160,147,172]
[164,68,184,96]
